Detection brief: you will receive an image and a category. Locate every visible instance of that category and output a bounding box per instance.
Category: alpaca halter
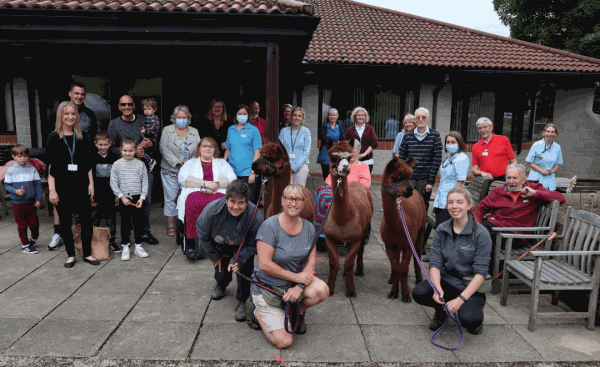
[256,155,289,173]
[381,180,408,198]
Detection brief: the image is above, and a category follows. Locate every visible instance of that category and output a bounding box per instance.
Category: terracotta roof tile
[305,0,600,72]
[0,0,314,14]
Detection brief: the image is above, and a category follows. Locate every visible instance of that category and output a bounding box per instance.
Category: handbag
[259,285,288,309]
[463,274,493,294]
[73,225,111,261]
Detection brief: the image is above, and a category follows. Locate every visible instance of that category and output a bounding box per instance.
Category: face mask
[176,119,188,128]
[446,144,459,154]
[250,114,258,119]
[237,115,248,125]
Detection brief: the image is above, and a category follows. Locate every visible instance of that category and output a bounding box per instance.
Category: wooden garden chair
[500,207,600,331]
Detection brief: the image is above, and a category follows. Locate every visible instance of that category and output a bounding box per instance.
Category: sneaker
[429,312,447,331]
[48,234,63,251]
[296,312,307,334]
[109,243,121,253]
[134,246,149,258]
[422,257,430,262]
[121,246,130,261]
[467,324,483,335]
[234,300,246,322]
[246,301,261,330]
[22,245,38,254]
[148,158,156,171]
[211,284,225,300]
[141,233,159,245]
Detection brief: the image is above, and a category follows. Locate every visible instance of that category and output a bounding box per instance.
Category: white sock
[135,243,142,248]
[122,244,129,249]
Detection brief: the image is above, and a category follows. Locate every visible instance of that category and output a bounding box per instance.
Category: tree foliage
[493,0,600,113]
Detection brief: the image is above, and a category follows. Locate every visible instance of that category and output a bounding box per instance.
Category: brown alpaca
[251,141,315,222]
[324,140,374,297]
[380,156,426,302]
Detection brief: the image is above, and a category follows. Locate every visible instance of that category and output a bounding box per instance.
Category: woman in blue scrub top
[224,104,262,202]
[526,123,563,191]
[432,131,469,229]
[279,107,312,186]
[316,108,344,179]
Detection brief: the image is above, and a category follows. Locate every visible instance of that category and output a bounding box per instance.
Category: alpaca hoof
[346,291,357,298]
[401,293,412,303]
[355,268,364,277]
[387,291,399,299]
[329,290,335,296]
[388,276,393,285]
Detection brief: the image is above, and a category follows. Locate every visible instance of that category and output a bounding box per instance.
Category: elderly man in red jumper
[473,163,565,273]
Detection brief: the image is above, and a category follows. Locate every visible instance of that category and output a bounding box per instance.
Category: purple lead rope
[396,200,464,350]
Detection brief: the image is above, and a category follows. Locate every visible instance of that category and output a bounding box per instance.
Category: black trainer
[246,302,261,330]
[211,284,225,300]
[141,233,159,245]
[109,243,122,253]
[429,312,447,331]
[467,324,483,335]
[235,300,246,322]
[296,312,307,334]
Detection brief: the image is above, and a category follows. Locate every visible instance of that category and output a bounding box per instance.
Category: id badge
[482,152,488,156]
[289,154,296,159]
[241,133,247,138]
[68,164,78,171]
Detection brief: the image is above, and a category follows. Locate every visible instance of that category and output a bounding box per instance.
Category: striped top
[398,128,443,185]
[109,158,148,200]
[4,162,43,204]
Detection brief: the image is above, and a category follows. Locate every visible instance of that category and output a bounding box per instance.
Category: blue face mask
[250,114,258,119]
[446,144,459,154]
[237,115,248,125]
[176,119,188,128]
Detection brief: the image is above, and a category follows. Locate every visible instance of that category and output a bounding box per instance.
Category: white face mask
[250,114,258,119]
[237,115,248,125]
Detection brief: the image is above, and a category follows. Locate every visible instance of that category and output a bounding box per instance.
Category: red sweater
[345,124,378,162]
[473,182,565,229]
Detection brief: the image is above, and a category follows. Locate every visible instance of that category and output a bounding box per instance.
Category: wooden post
[265,42,280,212]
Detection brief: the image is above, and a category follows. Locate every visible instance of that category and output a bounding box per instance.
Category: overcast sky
[353,0,511,38]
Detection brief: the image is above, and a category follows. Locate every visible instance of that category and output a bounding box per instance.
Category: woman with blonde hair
[392,114,416,159]
[203,99,230,157]
[344,107,378,173]
[279,107,312,185]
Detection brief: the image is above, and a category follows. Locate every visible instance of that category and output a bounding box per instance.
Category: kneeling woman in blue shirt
[224,104,262,203]
[412,187,492,335]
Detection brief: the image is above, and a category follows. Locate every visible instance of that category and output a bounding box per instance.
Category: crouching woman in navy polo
[412,187,492,335]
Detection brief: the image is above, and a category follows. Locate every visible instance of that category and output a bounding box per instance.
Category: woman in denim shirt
[392,114,416,158]
[316,108,344,179]
[279,107,312,186]
[526,124,563,190]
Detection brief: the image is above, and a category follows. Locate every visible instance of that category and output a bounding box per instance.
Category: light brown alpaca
[324,141,374,297]
[251,141,315,222]
[380,156,426,302]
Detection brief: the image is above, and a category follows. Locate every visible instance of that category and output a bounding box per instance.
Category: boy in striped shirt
[5,145,43,254]
[110,138,149,261]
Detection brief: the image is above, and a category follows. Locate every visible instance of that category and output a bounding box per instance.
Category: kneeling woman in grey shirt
[248,184,329,349]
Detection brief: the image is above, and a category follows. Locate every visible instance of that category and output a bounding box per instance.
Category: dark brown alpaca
[324,140,374,297]
[251,141,315,222]
[380,156,426,303]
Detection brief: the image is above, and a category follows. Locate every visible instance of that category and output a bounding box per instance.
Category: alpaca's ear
[326,138,335,150]
[405,157,419,167]
[385,159,396,175]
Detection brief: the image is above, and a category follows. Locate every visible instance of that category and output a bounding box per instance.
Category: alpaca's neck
[330,173,350,220]
[270,168,291,214]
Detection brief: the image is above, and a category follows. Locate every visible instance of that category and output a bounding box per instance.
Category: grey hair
[282,183,304,198]
[352,139,361,154]
[506,163,527,177]
[328,108,339,117]
[544,123,559,135]
[226,179,250,201]
[476,117,493,127]
[170,105,192,124]
[415,107,430,117]
[403,114,415,122]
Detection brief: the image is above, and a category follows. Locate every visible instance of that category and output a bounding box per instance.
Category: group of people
[5,80,569,348]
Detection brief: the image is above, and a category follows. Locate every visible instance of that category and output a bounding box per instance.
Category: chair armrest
[530,251,600,257]
[498,233,553,239]
[492,227,550,232]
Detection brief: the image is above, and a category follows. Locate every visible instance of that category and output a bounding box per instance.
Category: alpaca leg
[343,240,361,298]
[325,237,340,296]
[399,247,413,303]
[355,237,365,277]
[385,244,401,299]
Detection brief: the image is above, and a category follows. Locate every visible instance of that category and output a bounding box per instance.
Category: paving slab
[98,321,200,360]
[9,267,96,293]
[0,291,72,319]
[46,293,139,321]
[452,324,542,362]
[100,251,173,272]
[308,294,358,325]
[40,250,112,269]
[202,296,246,324]
[0,267,32,293]
[361,325,459,362]
[77,268,158,295]
[191,323,275,361]
[0,318,38,351]
[486,293,581,325]
[146,270,214,295]
[0,247,63,271]
[6,319,118,357]
[127,294,210,323]
[421,301,508,325]
[513,324,600,361]
[351,286,430,326]
[283,324,370,362]
[161,253,215,273]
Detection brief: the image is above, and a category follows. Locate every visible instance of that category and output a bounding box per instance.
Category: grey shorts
[252,294,286,333]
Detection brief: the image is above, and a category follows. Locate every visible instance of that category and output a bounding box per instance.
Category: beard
[507,184,522,193]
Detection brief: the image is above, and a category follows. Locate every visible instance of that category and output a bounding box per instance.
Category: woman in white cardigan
[177,137,237,258]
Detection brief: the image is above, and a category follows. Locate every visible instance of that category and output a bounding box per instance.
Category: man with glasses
[108,95,159,245]
[472,117,516,184]
[398,107,443,211]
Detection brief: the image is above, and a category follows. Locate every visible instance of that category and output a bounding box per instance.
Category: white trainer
[134,246,149,258]
[48,234,63,251]
[121,246,130,261]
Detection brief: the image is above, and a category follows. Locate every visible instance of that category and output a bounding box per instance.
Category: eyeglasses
[212,105,223,109]
[201,145,215,149]
[283,196,304,204]
[415,116,428,121]
[119,103,134,107]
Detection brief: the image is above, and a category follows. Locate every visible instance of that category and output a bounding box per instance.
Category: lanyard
[290,128,300,152]
[63,137,75,164]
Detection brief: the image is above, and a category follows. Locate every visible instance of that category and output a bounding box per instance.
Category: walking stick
[492,232,557,281]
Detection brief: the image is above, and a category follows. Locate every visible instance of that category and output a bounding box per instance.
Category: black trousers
[56,191,92,258]
[412,279,486,332]
[214,253,254,302]
[320,164,330,180]
[238,176,257,204]
[410,178,432,212]
[120,195,145,244]
[92,197,117,243]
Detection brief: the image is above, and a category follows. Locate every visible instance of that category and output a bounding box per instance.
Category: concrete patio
[0,176,599,366]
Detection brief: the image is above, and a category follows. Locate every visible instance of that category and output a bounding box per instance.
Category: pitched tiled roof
[305,0,600,72]
[0,0,313,15]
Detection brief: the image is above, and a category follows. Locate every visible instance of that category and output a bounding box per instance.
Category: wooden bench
[500,207,600,331]
[570,178,600,194]
[423,176,492,244]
